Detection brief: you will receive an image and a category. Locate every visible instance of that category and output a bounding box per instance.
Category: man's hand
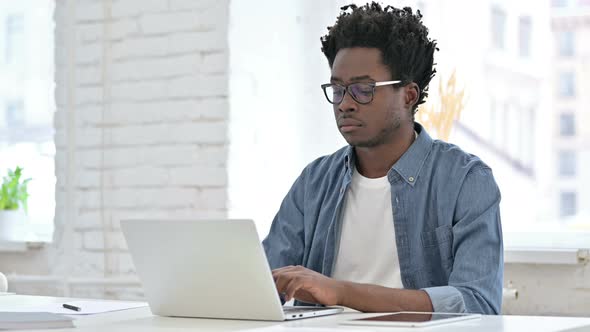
[272,265,344,306]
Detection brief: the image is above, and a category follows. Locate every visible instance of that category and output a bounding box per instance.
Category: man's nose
[338,90,358,113]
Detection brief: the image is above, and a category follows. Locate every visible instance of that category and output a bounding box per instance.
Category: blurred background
[0,0,588,316]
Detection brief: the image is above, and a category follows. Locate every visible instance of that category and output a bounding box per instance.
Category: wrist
[334,280,352,307]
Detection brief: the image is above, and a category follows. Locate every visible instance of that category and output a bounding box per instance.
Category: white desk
[1,295,589,332]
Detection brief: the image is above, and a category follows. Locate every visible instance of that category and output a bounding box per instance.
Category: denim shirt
[262,123,503,314]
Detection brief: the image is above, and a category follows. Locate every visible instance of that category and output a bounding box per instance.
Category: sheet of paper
[11,300,148,315]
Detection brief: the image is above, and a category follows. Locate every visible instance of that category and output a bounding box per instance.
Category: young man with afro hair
[263,2,503,315]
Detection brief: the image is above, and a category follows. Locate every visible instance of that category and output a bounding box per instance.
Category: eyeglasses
[320,80,402,105]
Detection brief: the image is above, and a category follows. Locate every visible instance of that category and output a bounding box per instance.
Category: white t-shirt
[331,166,403,289]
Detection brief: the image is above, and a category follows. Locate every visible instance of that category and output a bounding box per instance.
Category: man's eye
[353,86,372,95]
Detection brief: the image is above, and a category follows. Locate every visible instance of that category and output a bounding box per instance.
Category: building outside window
[558,150,576,176]
[559,191,576,217]
[558,71,575,97]
[491,6,507,50]
[4,14,24,65]
[4,99,25,127]
[559,113,575,136]
[519,16,532,57]
[557,30,574,57]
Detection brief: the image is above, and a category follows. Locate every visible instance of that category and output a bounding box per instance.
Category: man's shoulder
[422,139,500,205]
[303,146,349,176]
[429,139,491,173]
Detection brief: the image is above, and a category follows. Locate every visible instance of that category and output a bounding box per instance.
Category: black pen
[62,303,81,312]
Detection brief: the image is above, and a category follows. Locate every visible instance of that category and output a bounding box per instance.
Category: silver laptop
[120,219,343,321]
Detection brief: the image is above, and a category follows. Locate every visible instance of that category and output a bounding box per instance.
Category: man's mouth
[339,125,361,133]
[338,119,363,133]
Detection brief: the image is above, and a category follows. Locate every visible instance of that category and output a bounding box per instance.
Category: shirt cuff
[421,285,466,313]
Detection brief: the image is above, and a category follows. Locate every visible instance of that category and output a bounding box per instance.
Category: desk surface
[1,295,589,332]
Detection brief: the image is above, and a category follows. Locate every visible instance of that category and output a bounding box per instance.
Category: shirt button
[408,176,415,182]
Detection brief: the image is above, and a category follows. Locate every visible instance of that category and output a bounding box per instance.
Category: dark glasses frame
[320,80,402,105]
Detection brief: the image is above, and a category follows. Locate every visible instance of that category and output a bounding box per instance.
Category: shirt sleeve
[262,166,308,270]
[422,165,504,314]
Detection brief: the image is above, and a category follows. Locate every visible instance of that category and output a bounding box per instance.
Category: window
[559,192,576,217]
[0,2,55,241]
[559,113,575,136]
[557,30,574,57]
[558,150,576,176]
[229,1,590,251]
[518,16,532,57]
[491,6,507,50]
[558,71,575,97]
[5,14,24,65]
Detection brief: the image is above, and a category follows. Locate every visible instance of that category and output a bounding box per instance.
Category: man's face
[330,47,412,148]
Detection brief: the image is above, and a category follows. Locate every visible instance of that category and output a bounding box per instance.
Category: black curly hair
[320,2,438,111]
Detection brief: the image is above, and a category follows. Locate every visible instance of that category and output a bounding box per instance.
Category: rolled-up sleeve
[422,165,503,314]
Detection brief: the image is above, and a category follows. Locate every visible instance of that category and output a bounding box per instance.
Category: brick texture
[3,0,229,300]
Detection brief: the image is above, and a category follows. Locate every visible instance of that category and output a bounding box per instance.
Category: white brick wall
[0,0,229,300]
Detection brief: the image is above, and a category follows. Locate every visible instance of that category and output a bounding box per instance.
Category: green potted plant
[0,166,31,241]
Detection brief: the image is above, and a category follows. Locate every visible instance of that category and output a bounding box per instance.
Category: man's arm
[421,165,503,314]
[262,167,308,269]
[272,265,432,312]
[339,282,433,312]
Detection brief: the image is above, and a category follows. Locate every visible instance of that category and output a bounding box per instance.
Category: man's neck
[354,125,416,179]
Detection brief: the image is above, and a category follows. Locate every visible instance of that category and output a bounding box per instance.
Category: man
[262,3,503,314]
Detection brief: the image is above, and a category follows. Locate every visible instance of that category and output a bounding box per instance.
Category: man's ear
[404,82,420,109]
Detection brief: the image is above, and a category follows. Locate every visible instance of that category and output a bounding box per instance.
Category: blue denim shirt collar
[343,122,433,187]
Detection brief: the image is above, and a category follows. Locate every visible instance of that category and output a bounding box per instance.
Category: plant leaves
[0,166,30,213]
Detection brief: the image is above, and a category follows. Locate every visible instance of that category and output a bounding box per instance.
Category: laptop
[120,219,343,321]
